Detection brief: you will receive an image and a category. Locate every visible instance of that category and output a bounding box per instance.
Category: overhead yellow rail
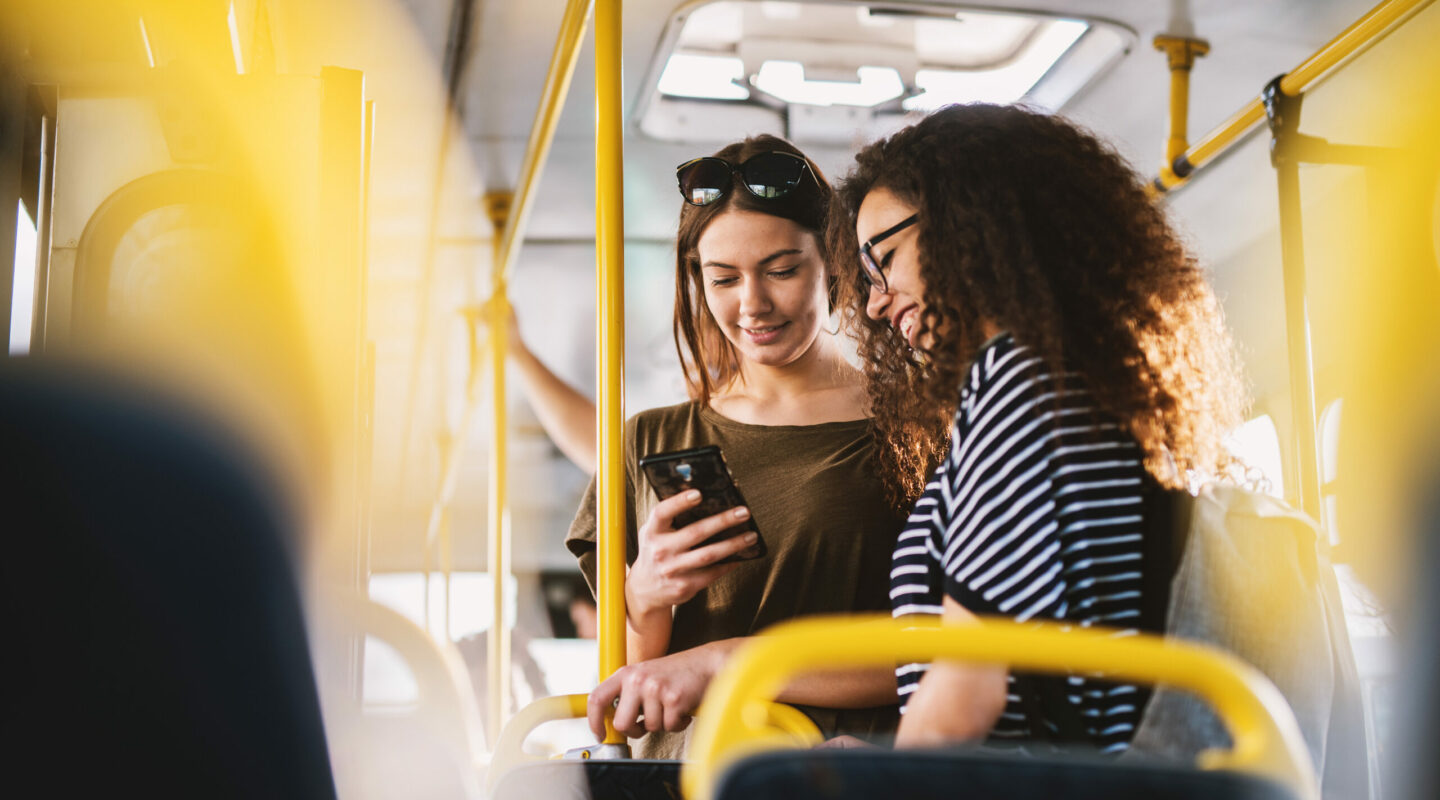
[419,0,595,741]
[1151,0,1432,192]
[682,615,1318,800]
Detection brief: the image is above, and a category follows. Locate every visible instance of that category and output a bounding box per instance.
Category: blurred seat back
[0,362,337,799]
[714,749,1298,800]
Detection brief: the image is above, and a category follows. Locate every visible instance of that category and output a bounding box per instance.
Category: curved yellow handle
[682,615,1317,800]
[759,702,824,745]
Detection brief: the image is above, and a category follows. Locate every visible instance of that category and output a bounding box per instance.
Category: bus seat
[317,592,487,800]
[683,616,1317,800]
[713,749,1296,800]
[0,362,337,799]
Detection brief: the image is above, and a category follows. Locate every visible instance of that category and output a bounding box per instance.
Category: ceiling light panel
[753,61,905,107]
[904,19,1090,111]
[658,53,750,100]
[638,1,1134,144]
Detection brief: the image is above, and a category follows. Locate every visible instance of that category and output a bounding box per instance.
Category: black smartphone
[637,445,766,563]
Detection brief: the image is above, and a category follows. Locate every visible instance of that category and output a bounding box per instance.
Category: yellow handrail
[594,0,628,746]
[484,193,513,740]
[682,615,1318,800]
[479,0,593,738]
[418,0,593,736]
[1155,0,1432,191]
[420,0,592,554]
[494,0,594,283]
[1152,35,1209,187]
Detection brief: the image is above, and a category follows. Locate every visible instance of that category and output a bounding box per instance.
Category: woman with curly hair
[827,103,1246,752]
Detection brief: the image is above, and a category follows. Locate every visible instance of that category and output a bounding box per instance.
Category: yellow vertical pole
[484,192,513,742]
[594,0,628,746]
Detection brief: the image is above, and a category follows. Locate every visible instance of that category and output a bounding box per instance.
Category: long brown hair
[828,104,1246,506]
[673,135,835,405]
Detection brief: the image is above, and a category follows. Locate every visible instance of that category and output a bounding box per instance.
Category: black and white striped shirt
[890,334,1150,754]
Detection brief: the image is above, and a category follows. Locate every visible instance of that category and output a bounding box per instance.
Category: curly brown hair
[673,135,835,405]
[828,104,1246,507]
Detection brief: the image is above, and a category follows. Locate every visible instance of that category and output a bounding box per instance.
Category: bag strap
[1139,478,1191,635]
[1020,477,1189,748]
[1015,673,1090,747]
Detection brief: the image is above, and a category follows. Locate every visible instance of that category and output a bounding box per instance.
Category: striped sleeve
[921,336,1149,753]
[938,345,1071,621]
[890,462,947,706]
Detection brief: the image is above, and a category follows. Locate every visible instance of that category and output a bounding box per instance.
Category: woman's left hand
[586,639,739,739]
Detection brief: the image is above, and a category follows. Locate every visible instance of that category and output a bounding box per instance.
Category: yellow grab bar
[494,0,593,282]
[761,702,824,746]
[1155,0,1432,191]
[594,0,628,746]
[420,0,592,736]
[484,194,513,738]
[682,615,1317,800]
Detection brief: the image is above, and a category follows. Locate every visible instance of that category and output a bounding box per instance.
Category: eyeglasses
[858,213,918,293]
[675,151,812,206]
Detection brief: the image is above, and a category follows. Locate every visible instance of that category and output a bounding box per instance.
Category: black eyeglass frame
[674,151,813,207]
[859,213,919,293]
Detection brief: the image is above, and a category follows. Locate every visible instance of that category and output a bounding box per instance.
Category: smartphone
[637,445,766,563]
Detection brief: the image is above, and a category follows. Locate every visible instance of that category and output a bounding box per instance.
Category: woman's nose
[739,278,772,315]
[865,284,891,321]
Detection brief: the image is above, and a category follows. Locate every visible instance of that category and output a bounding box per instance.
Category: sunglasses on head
[675,151,813,206]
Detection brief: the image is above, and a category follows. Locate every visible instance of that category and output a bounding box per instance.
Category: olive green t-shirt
[565,401,904,758]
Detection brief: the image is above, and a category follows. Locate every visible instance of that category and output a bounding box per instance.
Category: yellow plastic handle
[682,615,1317,800]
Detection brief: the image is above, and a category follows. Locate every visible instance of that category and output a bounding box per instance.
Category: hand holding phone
[638,446,766,563]
[624,446,766,617]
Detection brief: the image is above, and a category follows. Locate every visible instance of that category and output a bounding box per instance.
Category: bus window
[1225,413,1284,498]
[9,201,36,355]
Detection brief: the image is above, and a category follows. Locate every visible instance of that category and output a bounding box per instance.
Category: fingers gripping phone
[637,445,766,563]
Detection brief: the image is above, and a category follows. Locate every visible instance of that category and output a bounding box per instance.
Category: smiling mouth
[741,322,788,342]
[893,308,919,345]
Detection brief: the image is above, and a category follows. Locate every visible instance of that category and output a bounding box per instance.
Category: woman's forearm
[625,603,673,664]
[893,660,1008,746]
[677,637,899,709]
[510,341,598,473]
[893,596,1009,747]
[777,665,899,709]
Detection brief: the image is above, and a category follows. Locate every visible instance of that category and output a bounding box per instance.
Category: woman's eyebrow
[759,248,803,266]
[702,248,804,270]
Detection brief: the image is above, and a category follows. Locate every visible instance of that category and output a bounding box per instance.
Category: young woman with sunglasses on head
[566,136,904,757]
[829,104,1246,753]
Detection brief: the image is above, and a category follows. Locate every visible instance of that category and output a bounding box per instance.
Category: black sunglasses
[858,213,918,293]
[675,151,812,206]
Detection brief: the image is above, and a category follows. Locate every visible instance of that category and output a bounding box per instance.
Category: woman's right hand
[624,490,758,618]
